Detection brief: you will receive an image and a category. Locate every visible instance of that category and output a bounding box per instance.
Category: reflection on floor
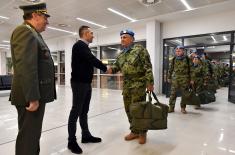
[0,86,235,155]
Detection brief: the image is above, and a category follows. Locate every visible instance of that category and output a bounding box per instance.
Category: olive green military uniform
[168,56,191,109]
[10,22,56,155]
[111,44,154,134]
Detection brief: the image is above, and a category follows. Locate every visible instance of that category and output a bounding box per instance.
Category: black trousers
[15,103,46,155]
[68,81,92,142]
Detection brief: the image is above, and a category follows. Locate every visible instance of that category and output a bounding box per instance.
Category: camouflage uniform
[111,44,154,134]
[202,59,217,93]
[191,63,207,94]
[168,56,191,109]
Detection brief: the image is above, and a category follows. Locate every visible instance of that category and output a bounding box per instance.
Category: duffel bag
[130,91,169,130]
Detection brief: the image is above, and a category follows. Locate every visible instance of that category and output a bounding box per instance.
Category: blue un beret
[120,29,135,37]
[175,45,185,49]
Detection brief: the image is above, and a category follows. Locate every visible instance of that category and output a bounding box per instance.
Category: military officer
[107,29,154,144]
[167,46,192,114]
[10,3,56,155]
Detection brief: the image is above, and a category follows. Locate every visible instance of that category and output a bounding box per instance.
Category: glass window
[184,33,231,46]
[90,47,98,88]
[165,38,182,47]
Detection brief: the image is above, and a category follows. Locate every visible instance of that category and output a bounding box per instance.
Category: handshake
[106,66,113,74]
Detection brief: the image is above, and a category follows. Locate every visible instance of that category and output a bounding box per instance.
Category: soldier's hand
[106,67,113,74]
[26,100,39,112]
[190,80,194,85]
[147,84,154,92]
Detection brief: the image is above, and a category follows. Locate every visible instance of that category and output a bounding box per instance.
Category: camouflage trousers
[169,80,189,109]
[122,87,147,134]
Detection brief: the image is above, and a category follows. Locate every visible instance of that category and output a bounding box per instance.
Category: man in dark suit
[10,3,56,155]
[68,25,107,154]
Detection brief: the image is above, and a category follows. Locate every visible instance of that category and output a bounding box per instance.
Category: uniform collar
[122,43,134,53]
[24,21,38,32]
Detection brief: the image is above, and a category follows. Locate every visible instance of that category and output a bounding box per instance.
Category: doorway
[163,31,235,103]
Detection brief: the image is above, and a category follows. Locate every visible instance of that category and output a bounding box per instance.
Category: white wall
[163,9,235,39]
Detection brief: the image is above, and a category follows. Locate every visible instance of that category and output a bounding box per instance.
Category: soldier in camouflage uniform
[168,46,192,114]
[191,56,207,109]
[107,29,154,144]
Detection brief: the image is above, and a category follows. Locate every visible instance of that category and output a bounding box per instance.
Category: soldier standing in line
[107,29,154,144]
[167,46,192,114]
[191,56,207,108]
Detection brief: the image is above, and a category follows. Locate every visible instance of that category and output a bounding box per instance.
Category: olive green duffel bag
[130,91,169,130]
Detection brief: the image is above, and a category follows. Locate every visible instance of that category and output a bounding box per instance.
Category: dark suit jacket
[10,22,56,106]
[71,40,107,83]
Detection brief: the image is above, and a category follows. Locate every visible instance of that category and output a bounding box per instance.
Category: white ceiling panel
[0,0,232,43]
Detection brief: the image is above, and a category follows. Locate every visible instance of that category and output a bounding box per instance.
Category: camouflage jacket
[191,64,207,84]
[167,56,192,81]
[111,44,154,89]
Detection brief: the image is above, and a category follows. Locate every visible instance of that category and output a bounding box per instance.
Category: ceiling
[0,0,233,49]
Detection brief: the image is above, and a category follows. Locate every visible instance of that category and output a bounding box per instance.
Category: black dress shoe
[81,136,102,143]
[68,141,83,154]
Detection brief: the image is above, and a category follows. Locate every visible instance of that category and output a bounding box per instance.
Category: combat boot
[181,107,187,114]
[168,106,175,113]
[139,133,147,144]
[124,132,139,141]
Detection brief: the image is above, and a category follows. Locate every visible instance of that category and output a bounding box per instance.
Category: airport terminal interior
[1,0,235,155]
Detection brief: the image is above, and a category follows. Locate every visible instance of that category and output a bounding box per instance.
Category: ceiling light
[211,36,216,42]
[139,0,162,6]
[223,36,228,41]
[0,44,10,47]
[2,40,10,43]
[175,39,182,43]
[47,26,77,35]
[76,17,107,29]
[180,0,192,11]
[107,8,137,22]
[108,47,119,50]
[229,149,235,154]
[58,24,70,28]
[0,15,9,20]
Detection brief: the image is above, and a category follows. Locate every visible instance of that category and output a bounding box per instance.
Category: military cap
[191,49,197,53]
[120,29,135,37]
[19,2,50,17]
[175,45,185,49]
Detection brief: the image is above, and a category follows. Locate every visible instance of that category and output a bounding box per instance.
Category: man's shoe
[139,133,147,144]
[181,108,187,114]
[168,107,175,113]
[81,136,102,143]
[68,141,83,154]
[124,132,139,141]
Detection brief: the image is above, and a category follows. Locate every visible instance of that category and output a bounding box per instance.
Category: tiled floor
[0,86,235,155]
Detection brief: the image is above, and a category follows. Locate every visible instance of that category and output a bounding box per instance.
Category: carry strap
[147,91,160,104]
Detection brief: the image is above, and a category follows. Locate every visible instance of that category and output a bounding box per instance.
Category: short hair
[23,13,33,20]
[79,25,90,38]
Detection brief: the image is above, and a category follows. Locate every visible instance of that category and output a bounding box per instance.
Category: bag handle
[147,91,160,104]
